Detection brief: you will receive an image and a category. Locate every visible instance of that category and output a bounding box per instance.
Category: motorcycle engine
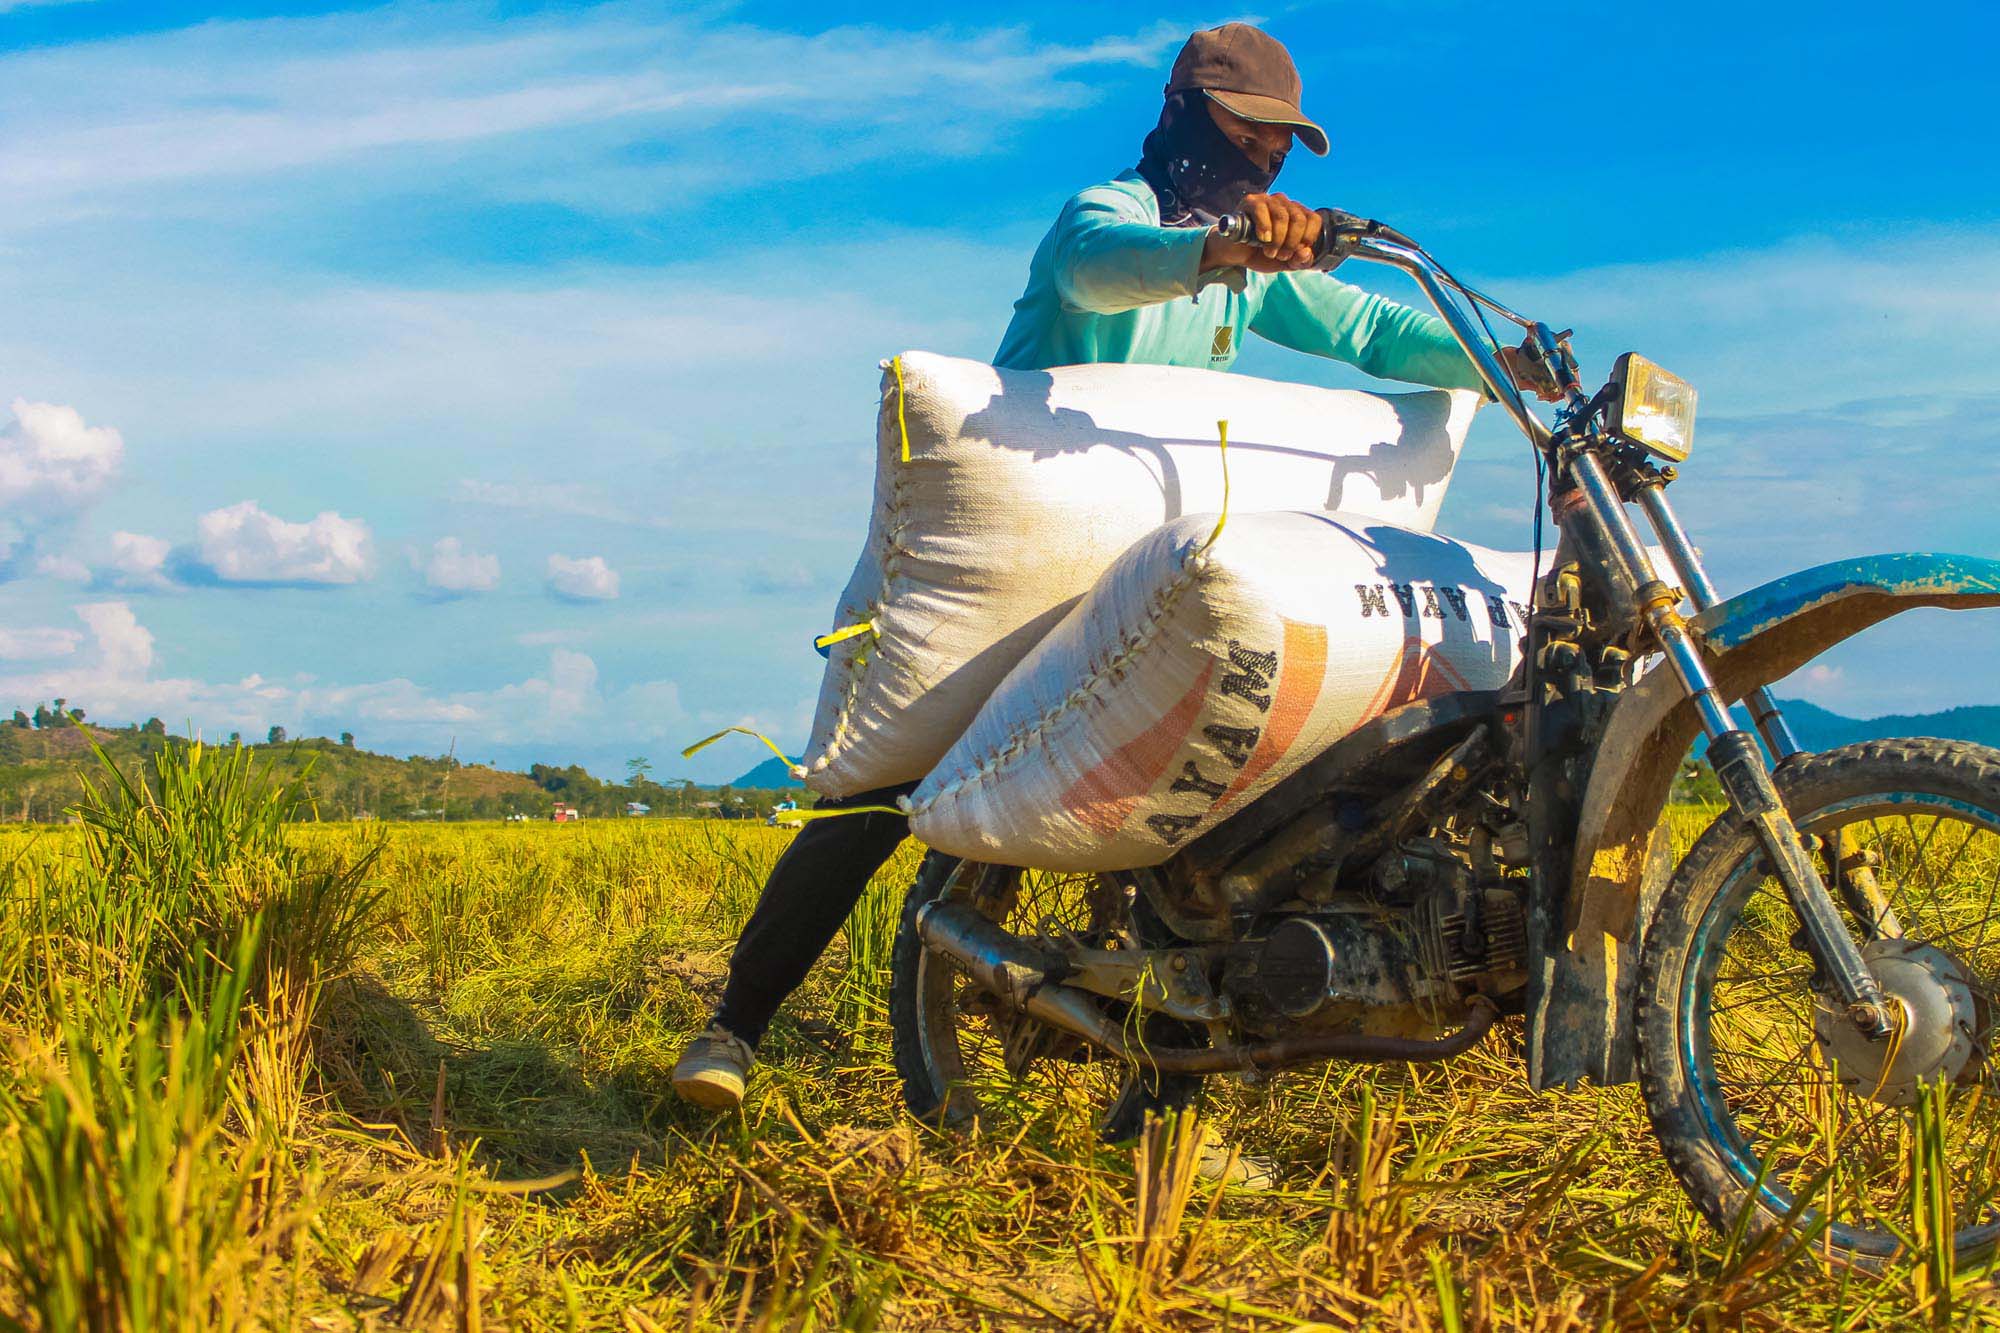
[1220,851,1530,1037]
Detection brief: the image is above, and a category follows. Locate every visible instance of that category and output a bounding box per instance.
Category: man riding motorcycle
[672,22,1557,1128]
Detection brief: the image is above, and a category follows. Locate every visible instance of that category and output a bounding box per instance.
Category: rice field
[2,742,1997,1330]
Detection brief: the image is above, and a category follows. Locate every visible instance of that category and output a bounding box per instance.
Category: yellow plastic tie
[813,619,878,656]
[1199,418,1231,554]
[891,354,912,464]
[773,803,905,825]
[680,726,807,781]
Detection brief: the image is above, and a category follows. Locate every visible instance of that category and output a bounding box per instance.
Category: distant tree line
[1,701,804,824]
[10,698,89,730]
[525,761,786,820]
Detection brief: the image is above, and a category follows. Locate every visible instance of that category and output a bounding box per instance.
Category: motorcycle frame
[1247,232,2000,1089]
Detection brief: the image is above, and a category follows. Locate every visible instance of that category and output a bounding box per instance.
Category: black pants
[712,783,916,1047]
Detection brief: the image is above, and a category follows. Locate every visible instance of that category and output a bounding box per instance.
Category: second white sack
[905,510,1540,872]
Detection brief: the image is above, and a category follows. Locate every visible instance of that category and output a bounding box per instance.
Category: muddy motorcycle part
[1560,449,1896,1045]
[888,851,1203,1141]
[1638,740,2000,1266]
[915,893,1500,1074]
[1542,553,2000,1091]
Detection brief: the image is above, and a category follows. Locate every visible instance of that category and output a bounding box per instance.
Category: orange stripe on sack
[1222,618,1327,805]
[1358,638,1471,726]
[1421,651,1471,697]
[1062,661,1216,839]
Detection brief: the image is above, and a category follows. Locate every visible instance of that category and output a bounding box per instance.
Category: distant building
[624,802,651,817]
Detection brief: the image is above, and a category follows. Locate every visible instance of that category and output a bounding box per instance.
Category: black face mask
[1137,92,1285,225]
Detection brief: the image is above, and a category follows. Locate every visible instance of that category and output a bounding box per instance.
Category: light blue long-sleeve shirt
[993,171,1484,392]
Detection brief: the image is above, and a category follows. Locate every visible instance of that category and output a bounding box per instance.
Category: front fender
[1527,553,2000,1091]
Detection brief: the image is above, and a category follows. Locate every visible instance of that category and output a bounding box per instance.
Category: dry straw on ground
[0,740,1995,1329]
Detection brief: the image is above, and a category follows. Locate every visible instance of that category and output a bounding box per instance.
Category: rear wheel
[1639,739,2000,1264]
[889,851,1202,1142]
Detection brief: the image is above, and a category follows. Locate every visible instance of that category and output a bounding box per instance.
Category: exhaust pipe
[915,898,1499,1075]
[913,898,1135,1052]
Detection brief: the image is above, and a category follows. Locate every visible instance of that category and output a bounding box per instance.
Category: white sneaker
[672,1024,755,1110]
[1194,1126,1276,1190]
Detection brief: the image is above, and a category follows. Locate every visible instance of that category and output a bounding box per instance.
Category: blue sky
[2,0,1997,781]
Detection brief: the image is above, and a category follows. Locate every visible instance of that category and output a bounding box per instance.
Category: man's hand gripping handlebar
[1211,207,1566,402]
[1209,203,1374,272]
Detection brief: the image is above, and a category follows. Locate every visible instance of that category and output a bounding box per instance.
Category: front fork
[1568,451,1896,1037]
[1633,482,1904,942]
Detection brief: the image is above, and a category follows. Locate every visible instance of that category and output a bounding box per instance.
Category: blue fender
[1527,553,2000,1092]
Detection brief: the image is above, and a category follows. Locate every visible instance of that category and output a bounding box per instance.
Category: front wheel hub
[1813,938,1979,1107]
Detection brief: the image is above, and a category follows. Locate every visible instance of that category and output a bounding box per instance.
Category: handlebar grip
[1212,208,1371,267]
[1212,213,1258,245]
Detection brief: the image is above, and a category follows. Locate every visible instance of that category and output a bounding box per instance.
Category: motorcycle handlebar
[1211,207,1379,268]
[1218,208,1551,444]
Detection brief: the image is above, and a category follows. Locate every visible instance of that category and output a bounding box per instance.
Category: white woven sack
[905,512,1540,872]
[799,351,1482,797]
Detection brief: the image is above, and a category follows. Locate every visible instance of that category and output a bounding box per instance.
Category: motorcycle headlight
[1610,352,1697,462]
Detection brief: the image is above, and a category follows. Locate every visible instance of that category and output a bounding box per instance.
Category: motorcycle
[885,208,2000,1265]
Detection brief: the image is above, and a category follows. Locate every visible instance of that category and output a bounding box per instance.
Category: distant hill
[1772,698,2000,751]
[732,755,806,789]
[1687,699,2000,758]
[0,723,544,823]
[9,694,1995,826]
[0,715,804,823]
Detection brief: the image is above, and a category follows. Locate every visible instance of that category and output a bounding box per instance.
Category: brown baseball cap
[1165,23,1328,156]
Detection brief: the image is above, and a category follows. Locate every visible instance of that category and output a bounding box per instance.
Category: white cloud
[2,234,1020,551]
[194,500,372,584]
[0,625,81,660]
[419,536,500,593]
[74,601,152,677]
[0,599,696,758]
[481,646,598,722]
[1494,232,2000,416]
[0,398,125,578]
[1434,233,2000,573]
[106,529,171,587]
[546,552,618,601]
[0,397,122,512]
[34,552,90,583]
[0,9,1177,224]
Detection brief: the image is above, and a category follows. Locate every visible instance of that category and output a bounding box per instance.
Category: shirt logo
[1210,326,1234,359]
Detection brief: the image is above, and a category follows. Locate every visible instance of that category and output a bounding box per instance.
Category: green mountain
[1772,698,2000,751]
[732,755,806,789]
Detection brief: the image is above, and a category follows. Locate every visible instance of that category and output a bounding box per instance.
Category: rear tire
[1638,739,2000,1264]
[889,850,1203,1142]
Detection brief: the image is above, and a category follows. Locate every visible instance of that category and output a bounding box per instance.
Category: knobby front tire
[1638,739,2000,1265]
